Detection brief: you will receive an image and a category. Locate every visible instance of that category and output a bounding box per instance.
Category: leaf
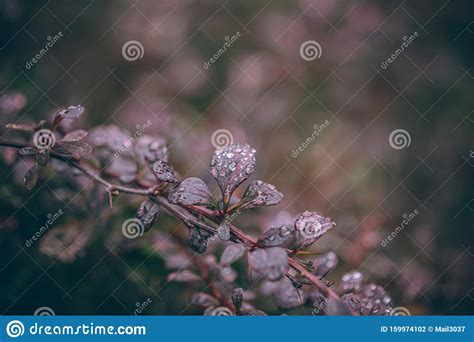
[191,293,219,308]
[341,284,392,316]
[324,298,352,316]
[337,271,364,295]
[24,163,39,189]
[256,224,295,249]
[18,147,37,156]
[136,199,159,232]
[188,227,213,254]
[231,288,244,311]
[167,270,202,282]
[294,211,335,248]
[217,222,231,241]
[51,105,85,130]
[210,143,256,204]
[220,244,246,266]
[54,141,92,158]
[242,180,283,209]
[35,148,50,166]
[168,177,212,206]
[58,105,85,119]
[61,129,88,142]
[272,278,306,309]
[152,160,179,183]
[249,247,288,281]
[314,252,338,277]
[135,135,169,163]
[87,125,131,151]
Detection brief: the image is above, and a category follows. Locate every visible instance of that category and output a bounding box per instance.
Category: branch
[0,139,341,302]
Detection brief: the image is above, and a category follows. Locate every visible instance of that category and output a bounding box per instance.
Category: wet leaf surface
[337,271,364,295]
[249,247,288,281]
[231,288,244,311]
[152,160,179,183]
[256,224,295,248]
[314,252,338,277]
[188,227,213,254]
[61,129,88,142]
[168,177,212,206]
[135,135,168,163]
[294,211,335,248]
[341,284,392,316]
[210,143,256,203]
[217,222,231,241]
[220,244,246,266]
[242,180,283,209]
[273,278,306,310]
[324,298,352,316]
[136,199,159,232]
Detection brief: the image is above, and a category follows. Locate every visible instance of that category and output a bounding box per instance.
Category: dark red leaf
[242,180,283,209]
[168,177,212,206]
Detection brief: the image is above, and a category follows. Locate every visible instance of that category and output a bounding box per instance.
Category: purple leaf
[24,163,39,189]
[294,211,335,248]
[337,271,364,295]
[191,293,219,308]
[242,180,283,209]
[167,270,202,282]
[135,135,168,163]
[220,244,246,266]
[35,149,50,166]
[249,247,288,281]
[256,224,295,249]
[210,143,256,203]
[341,284,392,316]
[54,141,92,159]
[152,160,179,183]
[168,177,212,206]
[314,252,338,277]
[58,105,85,119]
[272,278,306,309]
[61,129,88,142]
[18,147,37,156]
[136,199,159,232]
[217,222,231,241]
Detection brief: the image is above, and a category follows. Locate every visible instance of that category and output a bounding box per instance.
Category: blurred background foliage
[0,0,473,315]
